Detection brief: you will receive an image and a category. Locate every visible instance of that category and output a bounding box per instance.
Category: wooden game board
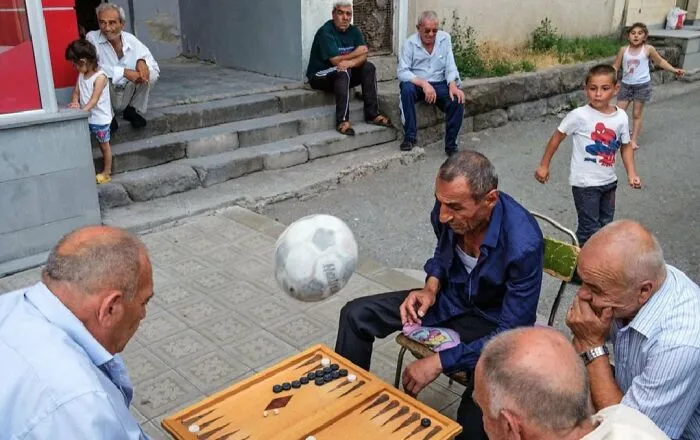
[162,344,462,439]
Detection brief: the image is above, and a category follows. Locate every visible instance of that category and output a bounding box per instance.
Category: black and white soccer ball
[274,214,358,302]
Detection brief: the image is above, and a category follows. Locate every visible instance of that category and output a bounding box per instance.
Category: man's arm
[329,46,369,68]
[27,393,141,439]
[438,242,544,373]
[397,40,420,84]
[621,345,700,439]
[444,34,461,86]
[576,343,624,409]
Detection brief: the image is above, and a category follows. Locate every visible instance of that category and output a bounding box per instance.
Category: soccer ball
[274,214,358,302]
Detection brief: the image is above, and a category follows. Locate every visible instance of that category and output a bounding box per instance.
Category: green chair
[393,211,580,389]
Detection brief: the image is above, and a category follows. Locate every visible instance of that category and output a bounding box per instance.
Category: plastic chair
[393,211,580,389]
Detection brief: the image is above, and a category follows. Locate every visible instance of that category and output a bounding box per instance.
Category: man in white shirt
[397,10,465,155]
[86,4,160,129]
[473,327,669,440]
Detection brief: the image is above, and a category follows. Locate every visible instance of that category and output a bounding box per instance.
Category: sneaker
[446,148,458,157]
[400,140,415,151]
[123,105,147,128]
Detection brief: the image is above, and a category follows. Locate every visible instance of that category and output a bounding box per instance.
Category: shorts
[89,123,111,143]
[618,81,652,103]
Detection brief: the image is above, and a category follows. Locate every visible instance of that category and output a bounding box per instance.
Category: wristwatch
[580,346,609,365]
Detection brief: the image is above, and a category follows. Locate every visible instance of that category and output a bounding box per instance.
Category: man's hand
[402,354,442,396]
[337,60,353,71]
[422,82,437,104]
[67,101,80,109]
[628,174,642,189]
[534,165,550,184]
[400,288,437,326]
[123,69,143,83]
[448,83,465,104]
[136,59,150,82]
[566,294,613,352]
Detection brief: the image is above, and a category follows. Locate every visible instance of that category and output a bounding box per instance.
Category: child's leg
[630,101,646,149]
[572,186,602,247]
[617,100,630,111]
[99,141,112,176]
[598,182,617,229]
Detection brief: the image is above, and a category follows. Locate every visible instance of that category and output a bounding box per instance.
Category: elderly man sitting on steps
[306,1,392,136]
[87,3,160,129]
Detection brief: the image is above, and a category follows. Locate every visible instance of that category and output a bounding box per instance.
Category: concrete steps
[101,141,423,232]
[99,123,397,209]
[97,103,364,174]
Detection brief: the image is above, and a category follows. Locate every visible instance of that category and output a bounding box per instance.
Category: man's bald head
[580,220,665,286]
[477,327,591,432]
[42,226,147,300]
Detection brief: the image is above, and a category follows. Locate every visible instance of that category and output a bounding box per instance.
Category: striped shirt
[611,265,700,440]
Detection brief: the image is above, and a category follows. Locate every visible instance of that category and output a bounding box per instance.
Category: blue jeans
[571,182,617,246]
[399,81,464,152]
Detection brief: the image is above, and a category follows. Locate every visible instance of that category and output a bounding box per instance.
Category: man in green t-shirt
[306,1,392,136]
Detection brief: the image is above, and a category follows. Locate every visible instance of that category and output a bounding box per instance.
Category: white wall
[407,0,674,47]
[301,0,347,78]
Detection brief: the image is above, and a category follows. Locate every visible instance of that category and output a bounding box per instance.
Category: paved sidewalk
[0,207,464,439]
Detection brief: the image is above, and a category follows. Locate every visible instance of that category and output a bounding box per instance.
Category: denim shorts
[89,123,111,143]
[618,81,652,103]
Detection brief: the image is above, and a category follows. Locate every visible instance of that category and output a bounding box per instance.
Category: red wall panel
[43,8,79,88]
[0,41,41,113]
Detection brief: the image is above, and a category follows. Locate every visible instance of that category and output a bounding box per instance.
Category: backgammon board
[162,344,462,439]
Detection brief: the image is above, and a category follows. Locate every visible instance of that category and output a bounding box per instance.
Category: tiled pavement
[0,207,466,439]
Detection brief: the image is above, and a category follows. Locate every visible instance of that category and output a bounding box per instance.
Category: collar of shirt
[94,31,133,54]
[440,195,503,264]
[408,30,448,53]
[618,266,673,338]
[25,282,114,368]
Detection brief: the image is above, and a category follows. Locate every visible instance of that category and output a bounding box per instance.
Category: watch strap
[580,345,609,365]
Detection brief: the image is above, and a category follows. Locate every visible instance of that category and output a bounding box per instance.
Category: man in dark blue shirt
[336,150,544,439]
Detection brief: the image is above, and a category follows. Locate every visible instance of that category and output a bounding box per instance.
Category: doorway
[75,0,102,36]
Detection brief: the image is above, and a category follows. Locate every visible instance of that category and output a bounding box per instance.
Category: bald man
[0,226,153,439]
[566,220,700,440]
[474,327,669,439]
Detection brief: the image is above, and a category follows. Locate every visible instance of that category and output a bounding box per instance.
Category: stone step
[101,141,424,233]
[95,103,365,174]
[99,123,397,208]
[105,89,336,144]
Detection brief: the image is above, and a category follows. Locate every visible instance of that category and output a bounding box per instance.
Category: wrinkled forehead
[419,18,439,29]
[98,9,121,21]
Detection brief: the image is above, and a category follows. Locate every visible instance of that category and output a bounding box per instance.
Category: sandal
[96,173,112,184]
[368,115,392,128]
[336,121,356,136]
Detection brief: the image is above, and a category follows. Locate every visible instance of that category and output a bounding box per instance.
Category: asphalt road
[264,85,700,325]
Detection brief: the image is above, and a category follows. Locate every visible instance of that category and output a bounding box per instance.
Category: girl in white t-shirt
[65,39,113,184]
[613,22,685,150]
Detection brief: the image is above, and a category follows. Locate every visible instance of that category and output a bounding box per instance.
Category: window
[0,0,56,117]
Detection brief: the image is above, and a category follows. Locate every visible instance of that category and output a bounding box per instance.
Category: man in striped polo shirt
[566,220,700,440]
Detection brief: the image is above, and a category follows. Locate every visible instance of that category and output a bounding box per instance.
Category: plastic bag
[666,6,687,30]
[402,324,460,352]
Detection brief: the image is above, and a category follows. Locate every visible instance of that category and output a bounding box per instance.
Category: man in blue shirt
[336,150,544,439]
[0,226,154,439]
[566,220,700,440]
[397,10,466,155]
[306,1,392,136]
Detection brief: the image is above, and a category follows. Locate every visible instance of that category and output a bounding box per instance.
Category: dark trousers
[308,61,380,125]
[399,80,464,152]
[572,181,617,246]
[335,290,496,440]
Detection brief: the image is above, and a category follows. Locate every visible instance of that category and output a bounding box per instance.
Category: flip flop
[96,173,112,184]
[336,122,356,136]
[367,115,392,128]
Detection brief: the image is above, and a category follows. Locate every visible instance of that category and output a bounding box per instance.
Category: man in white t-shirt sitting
[473,326,669,440]
[86,4,159,129]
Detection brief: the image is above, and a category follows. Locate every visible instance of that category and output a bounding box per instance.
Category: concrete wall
[180,0,303,79]
[0,112,101,276]
[110,0,182,60]
[626,0,676,26]
[407,0,672,46]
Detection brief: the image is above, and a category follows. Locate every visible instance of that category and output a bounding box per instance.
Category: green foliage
[531,18,559,52]
[519,60,536,72]
[449,12,487,78]
[555,36,620,63]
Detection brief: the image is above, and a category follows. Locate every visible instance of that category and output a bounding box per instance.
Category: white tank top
[78,70,113,125]
[622,45,651,85]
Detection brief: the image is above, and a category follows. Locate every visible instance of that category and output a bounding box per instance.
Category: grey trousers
[109,75,158,114]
